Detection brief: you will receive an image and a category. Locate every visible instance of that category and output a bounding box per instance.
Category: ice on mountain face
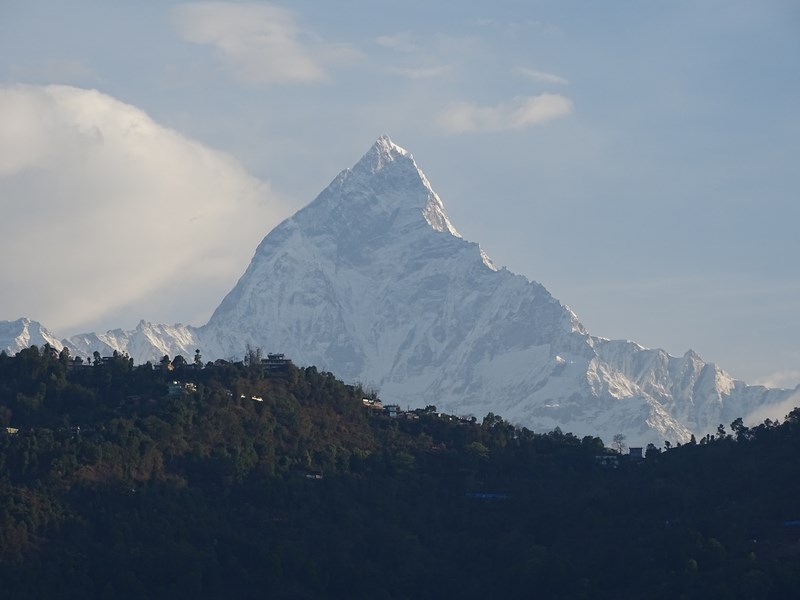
[343,136,460,237]
[65,320,200,366]
[479,246,498,271]
[356,134,409,172]
[6,136,796,447]
[0,318,64,355]
[196,136,789,445]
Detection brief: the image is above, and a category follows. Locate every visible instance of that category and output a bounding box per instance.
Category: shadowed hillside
[1,345,800,599]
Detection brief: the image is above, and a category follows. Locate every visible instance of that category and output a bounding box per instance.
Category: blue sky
[1,1,798,387]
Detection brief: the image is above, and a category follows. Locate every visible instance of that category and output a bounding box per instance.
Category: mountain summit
[344,134,460,236]
[3,137,795,445]
[284,134,460,240]
[205,135,504,373]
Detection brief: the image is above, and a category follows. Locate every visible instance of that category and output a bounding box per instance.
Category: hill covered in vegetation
[1,345,800,599]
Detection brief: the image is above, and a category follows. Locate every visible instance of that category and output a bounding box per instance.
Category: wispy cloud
[376,31,481,57]
[375,33,418,53]
[472,18,561,36]
[172,2,359,85]
[745,390,800,426]
[389,65,453,80]
[516,67,569,85]
[438,93,573,133]
[754,370,800,390]
[0,84,286,333]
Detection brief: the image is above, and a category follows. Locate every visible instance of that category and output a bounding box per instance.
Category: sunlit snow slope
[3,137,796,445]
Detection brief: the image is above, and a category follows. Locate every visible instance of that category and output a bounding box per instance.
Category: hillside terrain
[1,345,800,598]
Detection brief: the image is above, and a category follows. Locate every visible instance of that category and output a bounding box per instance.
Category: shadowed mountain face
[5,137,796,445]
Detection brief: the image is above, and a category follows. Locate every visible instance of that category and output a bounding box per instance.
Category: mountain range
[2,136,796,445]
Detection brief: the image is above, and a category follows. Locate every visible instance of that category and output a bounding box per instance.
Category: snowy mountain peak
[0,318,64,355]
[4,137,796,448]
[354,134,410,174]
[283,135,460,242]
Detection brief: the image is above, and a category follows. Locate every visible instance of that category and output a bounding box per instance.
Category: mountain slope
[3,136,796,445]
[196,136,795,445]
[0,318,64,355]
[66,320,199,365]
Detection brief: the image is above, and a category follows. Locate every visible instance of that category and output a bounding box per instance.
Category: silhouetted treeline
[1,345,800,599]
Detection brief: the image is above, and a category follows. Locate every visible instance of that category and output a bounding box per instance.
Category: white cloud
[516,67,569,85]
[754,370,800,390]
[373,31,482,84]
[0,84,286,334]
[744,391,800,426]
[172,2,359,85]
[438,93,573,133]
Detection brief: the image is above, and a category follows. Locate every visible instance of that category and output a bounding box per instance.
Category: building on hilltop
[261,353,292,376]
[167,381,197,397]
[384,404,401,418]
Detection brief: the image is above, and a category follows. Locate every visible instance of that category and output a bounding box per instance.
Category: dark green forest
[1,345,800,599]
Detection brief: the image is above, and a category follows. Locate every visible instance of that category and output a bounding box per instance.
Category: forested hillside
[1,346,800,599]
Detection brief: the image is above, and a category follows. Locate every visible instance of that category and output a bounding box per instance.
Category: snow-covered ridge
[346,134,461,237]
[0,318,64,355]
[66,320,200,365]
[2,136,797,445]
